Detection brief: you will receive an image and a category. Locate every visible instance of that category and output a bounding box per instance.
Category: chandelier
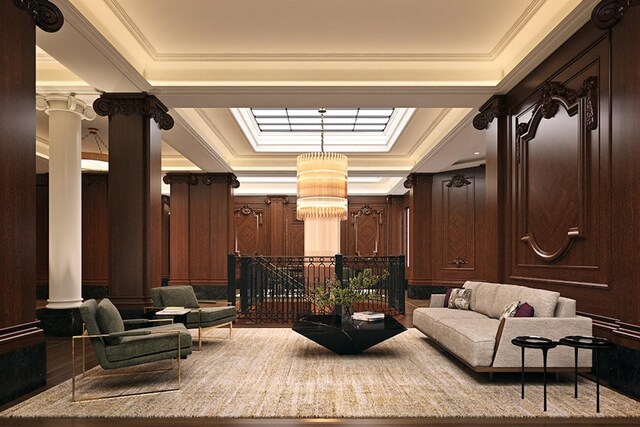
[296,108,348,220]
[81,127,108,171]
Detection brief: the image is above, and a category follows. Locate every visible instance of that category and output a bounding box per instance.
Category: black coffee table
[292,314,407,355]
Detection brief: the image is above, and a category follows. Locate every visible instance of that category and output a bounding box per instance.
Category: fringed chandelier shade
[296,108,348,221]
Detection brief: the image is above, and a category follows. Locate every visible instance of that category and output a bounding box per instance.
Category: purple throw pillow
[443,288,457,308]
[515,302,534,317]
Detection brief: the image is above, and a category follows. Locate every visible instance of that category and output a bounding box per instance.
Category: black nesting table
[292,314,407,355]
[511,335,557,411]
[558,335,613,413]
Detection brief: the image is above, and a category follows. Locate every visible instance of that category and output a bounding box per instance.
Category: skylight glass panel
[250,108,395,132]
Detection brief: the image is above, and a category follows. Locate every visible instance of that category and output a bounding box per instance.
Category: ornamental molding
[163,173,239,188]
[446,175,472,188]
[93,93,174,130]
[591,0,640,29]
[472,95,505,130]
[264,195,289,205]
[36,93,95,121]
[12,0,63,32]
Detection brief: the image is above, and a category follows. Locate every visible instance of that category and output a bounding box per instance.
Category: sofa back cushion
[554,297,576,317]
[153,285,200,308]
[518,287,560,317]
[474,283,501,317]
[462,281,483,311]
[490,284,524,319]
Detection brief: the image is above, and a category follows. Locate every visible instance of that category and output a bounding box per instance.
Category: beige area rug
[2,328,640,419]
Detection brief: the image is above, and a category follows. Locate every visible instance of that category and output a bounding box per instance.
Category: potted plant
[315,268,387,325]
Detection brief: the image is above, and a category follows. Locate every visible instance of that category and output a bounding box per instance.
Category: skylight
[231,108,415,153]
[251,108,394,132]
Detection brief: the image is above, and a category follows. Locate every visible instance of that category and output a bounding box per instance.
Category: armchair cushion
[185,306,237,327]
[95,298,125,345]
[152,286,200,308]
[104,323,192,363]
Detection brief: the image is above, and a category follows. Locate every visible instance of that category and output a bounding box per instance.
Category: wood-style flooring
[1,297,637,427]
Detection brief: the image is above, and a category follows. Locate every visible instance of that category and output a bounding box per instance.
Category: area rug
[2,328,640,419]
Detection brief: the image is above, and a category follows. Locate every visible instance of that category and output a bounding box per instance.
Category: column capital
[93,93,174,130]
[36,93,96,121]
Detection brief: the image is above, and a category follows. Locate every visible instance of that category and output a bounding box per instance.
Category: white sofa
[413,281,592,373]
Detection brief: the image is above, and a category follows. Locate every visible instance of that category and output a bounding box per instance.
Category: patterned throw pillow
[447,288,472,310]
[515,302,535,317]
[500,301,520,320]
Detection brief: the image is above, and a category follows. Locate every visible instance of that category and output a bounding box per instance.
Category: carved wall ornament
[446,175,471,188]
[13,0,64,32]
[447,257,468,268]
[403,175,415,189]
[472,95,506,130]
[93,93,174,130]
[516,77,598,164]
[265,195,289,205]
[591,0,640,29]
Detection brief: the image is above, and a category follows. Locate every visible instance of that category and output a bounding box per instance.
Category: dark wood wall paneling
[0,0,64,406]
[233,196,404,257]
[476,6,640,349]
[405,168,487,288]
[166,174,236,288]
[501,24,613,329]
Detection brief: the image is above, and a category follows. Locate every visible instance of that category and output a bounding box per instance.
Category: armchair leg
[198,326,203,350]
[229,321,233,339]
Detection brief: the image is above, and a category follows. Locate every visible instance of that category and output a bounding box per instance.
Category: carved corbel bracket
[472,95,506,130]
[591,0,640,29]
[13,0,63,32]
[163,174,198,185]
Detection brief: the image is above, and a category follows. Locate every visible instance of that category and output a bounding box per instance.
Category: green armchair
[150,285,237,350]
[73,298,192,402]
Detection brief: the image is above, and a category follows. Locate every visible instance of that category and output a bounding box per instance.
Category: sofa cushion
[462,281,483,311]
[474,283,501,317]
[518,287,560,317]
[500,301,520,319]
[436,318,500,367]
[448,288,472,310]
[489,284,524,318]
[515,302,535,317]
[443,288,457,307]
[95,298,125,345]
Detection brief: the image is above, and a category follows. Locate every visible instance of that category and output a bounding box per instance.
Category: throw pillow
[515,302,535,317]
[500,301,520,320]
[95,298,125,345]
[443,287,458,307]
[448,288,472,310]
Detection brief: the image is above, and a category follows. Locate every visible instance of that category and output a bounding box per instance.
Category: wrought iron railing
[227,254,405,323]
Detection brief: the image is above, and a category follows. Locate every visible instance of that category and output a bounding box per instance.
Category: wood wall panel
[386,196,405,256]
[406,174,433,285]
[344,197,388,257]
[503,26,611,313]
[285,205,304,256]
[167,174,236,287]
[36,178,49,285]
[81,175,109,284]
[611,5,640,335]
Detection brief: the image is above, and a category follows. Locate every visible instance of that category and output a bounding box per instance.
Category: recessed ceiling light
[473,151,480,155]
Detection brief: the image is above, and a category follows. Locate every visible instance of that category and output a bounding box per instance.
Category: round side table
[511,335,557,411]
[558,335,613,413]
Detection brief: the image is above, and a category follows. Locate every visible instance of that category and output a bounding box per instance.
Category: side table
[511,335,557,411]
[558,335,613,413]
[154,308,191,327]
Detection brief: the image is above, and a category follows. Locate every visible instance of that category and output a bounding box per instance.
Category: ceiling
[34,0,597,195]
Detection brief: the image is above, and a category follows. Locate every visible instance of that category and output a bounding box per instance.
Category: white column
[304,217,341,257]
[36,94,95,309]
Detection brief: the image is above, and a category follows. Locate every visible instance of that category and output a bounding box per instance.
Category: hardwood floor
[1,298,637,427]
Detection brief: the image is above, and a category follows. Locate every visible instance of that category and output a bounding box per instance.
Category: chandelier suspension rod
[319,107,326,153]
